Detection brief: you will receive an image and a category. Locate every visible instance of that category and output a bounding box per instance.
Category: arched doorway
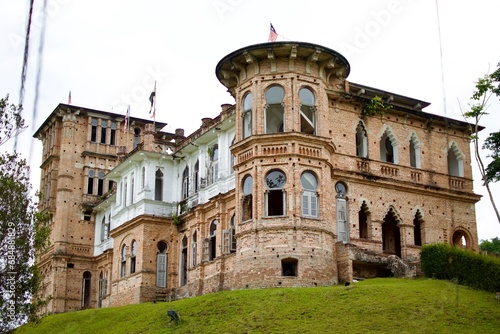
[382,209,401,257]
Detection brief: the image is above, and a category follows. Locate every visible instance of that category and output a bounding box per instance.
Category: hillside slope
[15,278,500,334]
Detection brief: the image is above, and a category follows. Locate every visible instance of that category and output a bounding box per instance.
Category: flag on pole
[268,23,278,42]
[124,105,129,131]
[149,81,156,116]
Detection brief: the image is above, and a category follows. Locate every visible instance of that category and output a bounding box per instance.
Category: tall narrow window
[413,213,422,246]
[107,214,111,239]
[242,175,253,221]
[448,143,464,177]
[108,180,115,193]
[265,86,285,133]
[110,122,116,145]
[359,202,369,239]
[180,236,188,286]
[130,240,137,274]
[123,180,128,206]
[194,160,199,192]
[265,170,286,216]
[209,220,217,261]
[230,214,236,253]
[133,128,141,149]
[409,133,421,168]
[242,92,253,138]
[156,241,167,288]
[98,271,104,308]
[230,136,235,174]
[191,231,197,267]
[155,168,163,201]
[97,171,105,196]
[100,216,108,242]
[301,171,318,217]
[87,170,95,194]
[336,182,349,243]
[212,145,219,183]
[130,173,135,204]
[82,271,91,308]
[380,130,398,163]
[356,121,368,158]
[100,120,107,144]
[182,166,189,199]
[90,118,97,142]
[120,245,127,277]
[141,166,146,190]
[299,87,315,134]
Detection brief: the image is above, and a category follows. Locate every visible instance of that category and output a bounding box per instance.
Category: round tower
[216,42,350,288]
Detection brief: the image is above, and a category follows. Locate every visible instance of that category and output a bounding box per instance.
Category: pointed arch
[379,126,398,164]
[382,206,402,257]
[358,200,371,239]
[408,131,421,168]
[413,209,424,246]
[447,142,464,177]
[355,120,368,158]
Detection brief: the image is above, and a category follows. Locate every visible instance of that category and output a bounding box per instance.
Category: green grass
[15,278,500,334]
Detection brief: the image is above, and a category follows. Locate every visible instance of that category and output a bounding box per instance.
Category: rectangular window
[222,230,230,254]
[156,254,167,287]
[337,198,349,243]
[90,118,97,142]
[266,190,284,216]
[110,122,116,145]
[100,120,107,144]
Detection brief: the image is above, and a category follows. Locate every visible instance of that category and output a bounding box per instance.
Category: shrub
[421,243,500,292]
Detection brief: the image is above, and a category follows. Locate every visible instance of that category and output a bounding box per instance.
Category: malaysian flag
[268,23,278,42]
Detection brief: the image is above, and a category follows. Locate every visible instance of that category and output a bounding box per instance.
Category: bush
[421,243,500,292]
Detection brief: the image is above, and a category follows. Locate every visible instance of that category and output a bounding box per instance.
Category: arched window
[120,245,127,277]
[265,170,286,216]
[97,171,105,196]
[242,175,253,221]
[100,216,108,242]
[133,128,141,148]
[409,133,421,168]
[191,231,197,267]
[413,212,423,246]
[448,143,464,177]
[123,179,128,206]
[242,92,253,138]
[156,241,168,287]
[301,171,318,217]
[194,160,199,192]
[230,136,235,174]
[380,130,398,163]
[82,271,91,308]
[110,122,117,145]
[155,168,163,201]
[90,118,97,142]
[180,236,188,286]
[356,121,368,158]
[130,240,137,274]
[98,271,104,308]
[87,170,95,195]
[299,87,315,134]
[335,182,349,243]
[212,144,219,183]
[359,201,370,239]
[182,166,189,199]
[107,214,111,239]
[265,86,285,133]
[209,220,217,261]
[100,120,107,144]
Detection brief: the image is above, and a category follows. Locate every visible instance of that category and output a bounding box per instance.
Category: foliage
[463,64,500,223]
[0,96,51,332]
[480,237,500,255]
[483,131,500,182]
[420,243,500,292]
[15,278,500,334]
[0,95,26,146]
[362,95,392,116]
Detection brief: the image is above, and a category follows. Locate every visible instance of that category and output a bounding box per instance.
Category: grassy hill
[15,278,500,334]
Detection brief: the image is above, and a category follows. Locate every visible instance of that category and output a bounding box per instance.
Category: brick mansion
[34,41,481,313]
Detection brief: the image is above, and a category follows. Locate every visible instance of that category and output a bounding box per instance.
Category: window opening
[120,245,127,277]
[133,128,141,149]
[182,166,189,199]
[242,175,253,221]
[301,171,318,217]
[356,122,368,158]
[265,170,286,216]
[265,86,285,134]
[90,118,97,142]
[209,220,217,261]
[82,271,91,308]
[281,258,298,277]
[180,236,188,286]
[243,92,253,138]
[97,171,105,196]
[100,120,107,144]
[156,241,167,287]
[191,231,197,266]
[336,182,349,243]
[299,88,315,134]
[87,170,94,195]
[110,122,116,145]
[130,240,137,274]
[155,168,163,201]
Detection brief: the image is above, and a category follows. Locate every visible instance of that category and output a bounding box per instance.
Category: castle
[34,41,481,313]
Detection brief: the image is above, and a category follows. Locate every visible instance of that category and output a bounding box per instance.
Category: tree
[0,95,51,332]
[479,237,500,255]
[462,63,500,224]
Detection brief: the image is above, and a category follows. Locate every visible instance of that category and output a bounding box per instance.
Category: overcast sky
[1,0,499,241]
